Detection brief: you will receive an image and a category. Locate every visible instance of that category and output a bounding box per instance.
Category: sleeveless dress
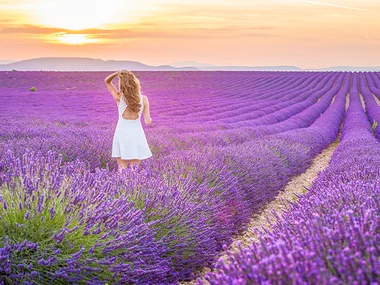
[111,94,153,160]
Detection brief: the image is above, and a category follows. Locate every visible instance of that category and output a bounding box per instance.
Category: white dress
[111,94,153,160]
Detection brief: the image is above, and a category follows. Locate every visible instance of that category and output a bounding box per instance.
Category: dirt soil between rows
[182,138,340,285]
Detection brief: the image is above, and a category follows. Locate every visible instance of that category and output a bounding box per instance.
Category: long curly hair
[118,70,142,113]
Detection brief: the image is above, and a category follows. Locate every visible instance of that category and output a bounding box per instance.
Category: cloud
[364,29,369,41]
[0,24,72,34]
[0,23,237,39]
[241,32,279,38]
[0,23,278,40]
[182,26,275,32]
[299,0,372,12]
[181,25,278,38]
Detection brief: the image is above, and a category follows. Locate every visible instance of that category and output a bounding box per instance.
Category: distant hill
[169,61,217,68]
[168,61,302,71]
[0,57,300,71]
[0,57,379,71]
[0,57,199,71]
[313,66,380,72]
[0,60,16,64]
[200,65,301,71]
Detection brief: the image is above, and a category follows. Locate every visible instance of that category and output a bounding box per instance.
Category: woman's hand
[146,118,152,125]
[117,69,128,77]
[105,71,119,84]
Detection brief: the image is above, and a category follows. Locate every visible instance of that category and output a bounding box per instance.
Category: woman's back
[118,94,144,122]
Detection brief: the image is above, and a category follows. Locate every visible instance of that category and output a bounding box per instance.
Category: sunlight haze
[0,0,379,68]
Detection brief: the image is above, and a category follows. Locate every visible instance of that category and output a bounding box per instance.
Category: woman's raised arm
[104,71,121,101]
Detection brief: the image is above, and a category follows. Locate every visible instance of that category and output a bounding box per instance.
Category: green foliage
[372,120,378,133]
[30,87,37,92]
[0,182,116,283]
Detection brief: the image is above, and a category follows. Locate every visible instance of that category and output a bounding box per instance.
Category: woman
[104,69,153,172]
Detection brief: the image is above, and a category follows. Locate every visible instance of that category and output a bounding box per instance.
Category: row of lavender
[0,71,351,283]
[0,71,376,283]
[0,71,345,169]
[200,72,380,284]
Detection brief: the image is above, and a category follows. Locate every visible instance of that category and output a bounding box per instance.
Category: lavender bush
[200,72,379,285]
[0,71,378,284]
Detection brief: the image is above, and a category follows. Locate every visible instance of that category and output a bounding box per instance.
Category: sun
[33,0,112,30]
[32,0,149,30]
[56,34,98,45]
[29,0,158,45]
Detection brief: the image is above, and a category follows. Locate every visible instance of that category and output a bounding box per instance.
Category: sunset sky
[0,0,379,69]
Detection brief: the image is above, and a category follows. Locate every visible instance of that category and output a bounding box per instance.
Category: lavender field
[0,71,379,284]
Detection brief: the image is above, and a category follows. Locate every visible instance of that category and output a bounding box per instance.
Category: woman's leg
[116,158,129,172]
[129,159,140,168]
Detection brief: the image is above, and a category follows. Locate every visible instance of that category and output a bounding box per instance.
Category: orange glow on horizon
[54,34,100,45]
